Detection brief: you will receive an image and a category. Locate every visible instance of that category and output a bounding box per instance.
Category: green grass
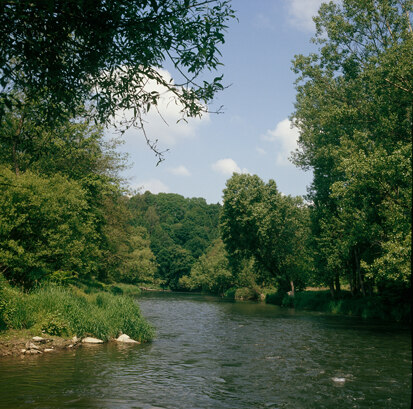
[0,279,154,342]
[266,289,411,322]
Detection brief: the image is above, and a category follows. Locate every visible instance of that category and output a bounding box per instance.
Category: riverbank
[0,330,81,357]
[266,289,411,323]
[0,279,154,356]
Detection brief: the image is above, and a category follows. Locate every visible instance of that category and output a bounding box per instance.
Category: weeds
[0,278,154,342]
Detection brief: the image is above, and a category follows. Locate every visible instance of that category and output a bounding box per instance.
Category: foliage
[0,283,154,342]
[1,0,235,156]
[40,312,69,337]
[234,287,261,301]
[128,191,221,289]
[100,194,157,284]
[220,173,313,292]
[291,0,412,295]
[266,289,411,322]
[0,167,100,287]
[179,239,233,294]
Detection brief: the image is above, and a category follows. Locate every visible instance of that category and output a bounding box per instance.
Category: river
[0,292,411,408]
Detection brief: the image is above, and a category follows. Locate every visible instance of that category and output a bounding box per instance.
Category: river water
[0,292,411,408]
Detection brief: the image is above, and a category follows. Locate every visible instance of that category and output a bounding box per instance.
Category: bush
[266,291,285,306]
[40,312,69,336]
[223,287,236,300]
[234,287,260,301]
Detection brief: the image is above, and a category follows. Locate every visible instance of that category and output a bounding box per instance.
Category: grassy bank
[0,277,154,342]
[266,290,411,323]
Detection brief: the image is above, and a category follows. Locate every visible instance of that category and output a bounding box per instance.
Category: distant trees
[291,0,412,295]
[179,239,232,294]
[128,192,221,289]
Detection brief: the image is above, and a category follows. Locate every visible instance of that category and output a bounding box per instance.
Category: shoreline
[0,331,82,358]
[0,331,144,358]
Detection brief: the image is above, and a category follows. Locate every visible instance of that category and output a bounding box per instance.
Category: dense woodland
[0,0,411,327]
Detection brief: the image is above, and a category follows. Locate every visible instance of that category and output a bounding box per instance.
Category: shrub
[234,287,260,301]
[40,312,69,336]
[265,291,285,306]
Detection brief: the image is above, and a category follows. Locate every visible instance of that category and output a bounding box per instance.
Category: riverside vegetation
[0,0,411,348]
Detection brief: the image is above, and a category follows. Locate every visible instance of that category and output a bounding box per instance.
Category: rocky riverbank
[0,331,81,357]
[0,331,141,358]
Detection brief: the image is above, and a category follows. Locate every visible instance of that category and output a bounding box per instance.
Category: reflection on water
[0,292,411,408]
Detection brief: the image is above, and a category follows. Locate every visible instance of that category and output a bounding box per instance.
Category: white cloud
[286,0,324,32]
[262,118,299,166]
[169,165,191,176]
[134,179,170,194]
[211,158,249,176]
[109,68,209,149]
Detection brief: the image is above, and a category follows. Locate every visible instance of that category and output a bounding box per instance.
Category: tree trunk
[12,139,20,176]
[354,247,365,297]
[12,116,25,176]
[334,274,341,295]
[329,280,336,299]
[290,280,295,297]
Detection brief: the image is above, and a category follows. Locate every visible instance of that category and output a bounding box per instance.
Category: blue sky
[111,0,325,203]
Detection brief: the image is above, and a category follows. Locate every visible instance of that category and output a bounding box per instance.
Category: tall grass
[266,289,411,322]
[0,278,153,342]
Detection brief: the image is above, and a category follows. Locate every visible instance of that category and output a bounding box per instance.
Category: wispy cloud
[256,147,267,155]
[285,0,324,32]
[108,68,209,150]
[262,118,299,165]
[211,158,249,176]
[169,165,191,176]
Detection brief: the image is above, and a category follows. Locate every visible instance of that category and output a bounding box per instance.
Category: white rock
[28,342,40,350]
[332,377,346,383]
[32,336,46,343]
[72,336,79,344]
[44,348,54,352]
[82,337,104,344]
[116,334,140,344]
[21,349,26,353]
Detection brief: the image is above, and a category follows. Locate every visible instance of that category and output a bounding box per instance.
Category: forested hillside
[128,192,221,289]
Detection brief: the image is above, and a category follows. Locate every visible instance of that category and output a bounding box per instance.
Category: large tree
[220,173,312,293]
[0,0,234,156]
[291,0,412,294]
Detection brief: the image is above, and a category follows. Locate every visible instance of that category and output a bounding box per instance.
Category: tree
[291,0,412,294]
[1,0,235,158]
[179,238,233,295]
[0,96,126,180]
[0,167,100,287]
[100,194,157,284]
[220,173,313,293]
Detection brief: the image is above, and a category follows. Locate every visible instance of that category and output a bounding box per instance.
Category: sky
[109,0,325,204]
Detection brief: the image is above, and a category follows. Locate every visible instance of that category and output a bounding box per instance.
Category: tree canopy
[291,0,412,295]
[1,0,235,154]
[220,173,313,293]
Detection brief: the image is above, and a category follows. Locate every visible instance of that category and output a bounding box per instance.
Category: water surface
[0,292,411,408]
